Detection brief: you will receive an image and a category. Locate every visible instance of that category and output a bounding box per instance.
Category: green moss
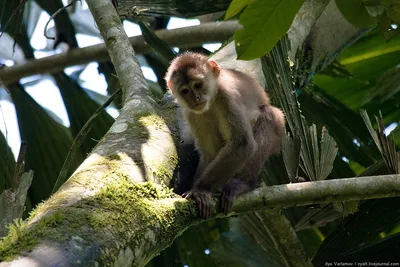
[106,154,121,161]
[0,211,65,261]
[139,114,166,130]
[0,175,191,263]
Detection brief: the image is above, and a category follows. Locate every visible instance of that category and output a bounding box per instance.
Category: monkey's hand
[182,190,213,219]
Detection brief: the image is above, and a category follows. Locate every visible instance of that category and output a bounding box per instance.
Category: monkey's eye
[193,82,202,90]
[181,88,189,95]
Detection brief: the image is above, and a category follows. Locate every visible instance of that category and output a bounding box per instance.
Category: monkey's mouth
[191,102,206,110]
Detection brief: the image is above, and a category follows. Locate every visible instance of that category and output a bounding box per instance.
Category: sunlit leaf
[234,0,304,60]
[224,0,256,20]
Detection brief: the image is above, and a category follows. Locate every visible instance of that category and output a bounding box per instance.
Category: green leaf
[224,0,256,20]
[9,84,75,206]
[0,132,15,191]
[262,37,338,181]
[313,198,400,264]
[365,67,400,103]
[361,110,399,173]
[138,21,176,66]
[300,86,380,167]
[360,110,381,151]
[340,233,400,261]
[234,0,304,60]
[379,12,400,41]
[282,134,301,181]
[295,204,341,231]
[0,0,35,59]
[318,60,353,79]
[361,0,382,5]
[318,127,339,180]
[387,8,400,23]
[52,73,115,191]
[335,0,378,28]
[53,73,115,152]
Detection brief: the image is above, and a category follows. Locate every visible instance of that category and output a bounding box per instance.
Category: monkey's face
[165,53,220,113]
[168,68,218,114]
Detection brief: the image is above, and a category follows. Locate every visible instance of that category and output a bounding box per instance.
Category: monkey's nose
[195,95,201,101]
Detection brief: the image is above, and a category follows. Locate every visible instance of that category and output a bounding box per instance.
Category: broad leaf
[335,0,378,28]
[300,86,380,167]
[0,132,15,191]
[9,84,75,206]
[340,233,400,261]
[313,198,400,264]
[234,0,304,60]
[224,0,256,20]
[138,21,176,66]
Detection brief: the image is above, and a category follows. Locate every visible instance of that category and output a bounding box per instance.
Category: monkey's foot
[183,190,213,219]
[221,179,251,215]
[220,187,235,215]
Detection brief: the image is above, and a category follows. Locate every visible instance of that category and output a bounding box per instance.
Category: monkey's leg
[181,152,215,218]
[221,107,285,214]
[220,178,252,215]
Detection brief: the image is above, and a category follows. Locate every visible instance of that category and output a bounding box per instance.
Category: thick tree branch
[0,21,239,86]
[233,174,400,213]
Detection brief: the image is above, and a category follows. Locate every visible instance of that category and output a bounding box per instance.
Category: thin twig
[43,0,81,40]
[0,0,28,38]
[52,89,122,193]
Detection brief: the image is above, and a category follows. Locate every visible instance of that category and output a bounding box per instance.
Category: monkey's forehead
[170,67,205,83]
[165,52,209,83]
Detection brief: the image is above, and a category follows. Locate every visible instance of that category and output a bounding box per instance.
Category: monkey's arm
[192,152,210,182]
[193,107,256,192]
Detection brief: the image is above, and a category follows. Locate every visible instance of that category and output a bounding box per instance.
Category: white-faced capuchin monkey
[165,52,285,218]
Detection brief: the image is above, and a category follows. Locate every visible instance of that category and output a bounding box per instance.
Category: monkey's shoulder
[214,83,264,126]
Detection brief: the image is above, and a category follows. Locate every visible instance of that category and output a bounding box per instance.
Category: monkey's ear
[167,80,175,95]
[208,60,220,76]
